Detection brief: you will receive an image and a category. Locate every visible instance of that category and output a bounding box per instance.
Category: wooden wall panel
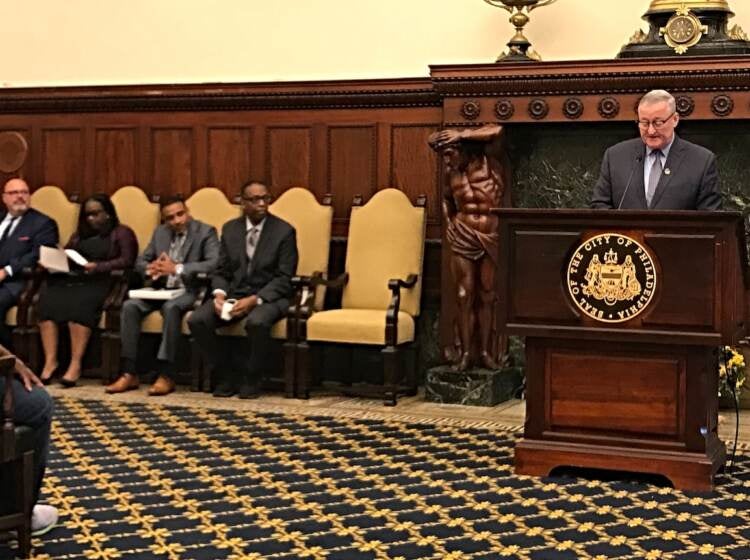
[267,127,311,194]
[391,125,440,226]
[328,126,376,222]
[151,128,193,197]
[41,128,84,192]
[207,127,253,195]
[94,128,137,193]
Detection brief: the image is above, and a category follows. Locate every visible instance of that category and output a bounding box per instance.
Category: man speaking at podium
[590,89,722,211]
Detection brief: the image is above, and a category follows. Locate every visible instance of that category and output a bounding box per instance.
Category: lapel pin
[664,168,671,175]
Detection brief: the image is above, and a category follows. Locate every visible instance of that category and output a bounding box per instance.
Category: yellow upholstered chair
[185,187,241,230]
[12,187,81,369]
[30,186,80,246]
[207,187,333,396]
[111,186,160,254]
[98,186,160,380]
[297,188,426,405]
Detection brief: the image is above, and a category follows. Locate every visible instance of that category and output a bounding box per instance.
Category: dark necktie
[0,217,18,246]
[646,150,663,207]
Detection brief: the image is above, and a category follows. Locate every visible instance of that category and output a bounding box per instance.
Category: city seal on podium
[567,233,657,323]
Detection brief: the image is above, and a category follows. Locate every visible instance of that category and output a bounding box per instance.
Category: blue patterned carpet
[3,397,750,560]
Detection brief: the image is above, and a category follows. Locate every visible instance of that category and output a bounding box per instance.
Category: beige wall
[2,0,748,87]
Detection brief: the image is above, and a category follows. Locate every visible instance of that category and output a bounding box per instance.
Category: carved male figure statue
[428,124,511,372]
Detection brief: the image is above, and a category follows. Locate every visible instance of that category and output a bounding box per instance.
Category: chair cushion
[141,311,191,335]
[186,188,241,232]
[270,318,287,340]
[306,309,414,345]
[111,186,161,253]
[343,189,425,316]
[4,306,17,326]
[31,186,80,246]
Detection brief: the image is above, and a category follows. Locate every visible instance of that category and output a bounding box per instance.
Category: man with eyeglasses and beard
[591,89,721,211]
[0,178,59,349]
[188,180,297,399]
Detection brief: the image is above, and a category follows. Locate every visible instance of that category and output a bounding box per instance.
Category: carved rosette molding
[431,66,750,98]
[431,59,750,109]
[598,97,621,119]
[461,101,481,120]
[0,79,441,113]
[527,99,549,120]
[675,95,695,117]
[711,94,734,117]
[563,97,584,119]
[494,99,515,120]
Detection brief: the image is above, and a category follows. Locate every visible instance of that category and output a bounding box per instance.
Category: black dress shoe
[59,377,78,388]
[238,382,260,400]
[212,382,236,398]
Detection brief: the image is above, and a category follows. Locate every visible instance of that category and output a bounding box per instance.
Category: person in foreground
[0,345,58,536]
[106,195,220,396]
[590,89,722,210]
[0,178,59,349]
[38,194,138,386]
[188,180,298,399]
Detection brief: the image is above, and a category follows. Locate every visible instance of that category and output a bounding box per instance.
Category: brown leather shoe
[148,375,175,396]
[105,373,139,394]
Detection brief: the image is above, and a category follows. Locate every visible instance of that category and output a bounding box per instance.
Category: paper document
[64,249,88,266]
[39,246,72,273]
[128,287,186,300]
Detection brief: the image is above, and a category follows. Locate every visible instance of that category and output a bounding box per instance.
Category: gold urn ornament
[482,0,558,62]
[618,0,750,58]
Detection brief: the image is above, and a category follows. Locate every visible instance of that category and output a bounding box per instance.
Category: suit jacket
[0,208,59,297]
[136,219,220,293]
[212,213,298,308]
[590,135,721,210]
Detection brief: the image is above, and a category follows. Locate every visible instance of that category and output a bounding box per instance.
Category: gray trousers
[120,293,197,366]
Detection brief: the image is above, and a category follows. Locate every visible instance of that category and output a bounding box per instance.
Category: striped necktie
[646,150,663,207]
[246,227,259,276]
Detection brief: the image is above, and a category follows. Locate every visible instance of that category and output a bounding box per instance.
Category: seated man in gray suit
[591,89,721,211]
[188,180,298,399]
[106,195,219,396]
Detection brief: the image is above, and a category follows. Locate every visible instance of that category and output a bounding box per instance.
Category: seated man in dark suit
[188,180,298,399]
[0,179,59,349]
[591,89,722,210]
[106,195,220,396]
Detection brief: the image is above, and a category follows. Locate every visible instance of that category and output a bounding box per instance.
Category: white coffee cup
[220,299,237,321]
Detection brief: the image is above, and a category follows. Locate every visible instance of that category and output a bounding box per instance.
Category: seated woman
[37,194,138,386]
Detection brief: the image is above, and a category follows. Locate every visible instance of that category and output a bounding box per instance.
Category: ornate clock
[660,6,708,54]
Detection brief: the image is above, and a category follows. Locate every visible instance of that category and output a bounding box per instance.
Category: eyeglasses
[3,189,29,196]
[636,112,676,130]
[242,194,272,204]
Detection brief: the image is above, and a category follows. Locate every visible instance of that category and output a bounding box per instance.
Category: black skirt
[37,234,112,328]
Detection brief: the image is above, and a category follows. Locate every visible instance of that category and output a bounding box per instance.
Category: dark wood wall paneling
[0,80,443,242]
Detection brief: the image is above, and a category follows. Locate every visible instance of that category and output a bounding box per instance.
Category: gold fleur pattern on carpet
[3,396,750,560]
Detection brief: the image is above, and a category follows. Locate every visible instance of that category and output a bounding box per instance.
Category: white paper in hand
[64,249,89,266]
[39,246,70,273]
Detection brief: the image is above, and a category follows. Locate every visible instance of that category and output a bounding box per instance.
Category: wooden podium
[495,209,747,491]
